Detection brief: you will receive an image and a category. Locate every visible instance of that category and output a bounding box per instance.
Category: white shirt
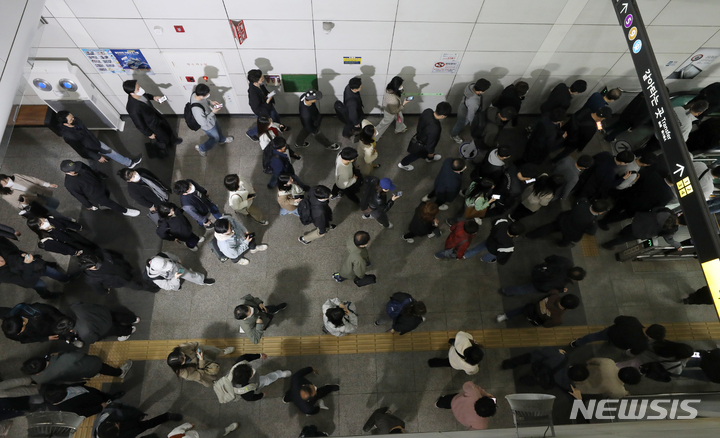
[673,106,696,141]
[5,179,28,192]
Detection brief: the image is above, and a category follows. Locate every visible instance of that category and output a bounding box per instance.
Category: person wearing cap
[56,111,142,171]
[298,186,335,245]
[342,77,364,138]
[552,106,612,163]
[359,177,399,228]
[423,158,466,211]
[540,80,587,115]
[332,231,372,283]
[145,252,214,291]
[470,106,517,153]
[296,89,339,150]
[61,161,140,217]
[123,79,181,155]
[522,108,567,165]
[398,102,451,171]
[375,76,410,142]
[245,69,288,142]
[451,79,491,144]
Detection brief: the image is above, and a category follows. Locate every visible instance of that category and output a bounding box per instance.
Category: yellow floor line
[580,234,600,257]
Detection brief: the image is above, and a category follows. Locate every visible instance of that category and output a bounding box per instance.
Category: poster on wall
[667,48,720,79]
[230,20,247,45]
[82,49,125,74]
[110,49,153,74]
[432,53,460,74]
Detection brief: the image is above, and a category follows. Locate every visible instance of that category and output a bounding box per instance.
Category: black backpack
[297,198,313,225]
[334,100,350,125]
[261,146,275,174]
[184,102,205,131]
[470,107,489,138]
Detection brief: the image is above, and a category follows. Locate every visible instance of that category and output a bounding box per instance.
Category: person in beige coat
[509,174,565,222]
[0,173,58,209]
[330,147,361,204]
[166,342,235,387]
[276,174,305,216]
[223,174,267,225]
[356,120,379,175]
[428,331,484,375]
[375,76,410,142]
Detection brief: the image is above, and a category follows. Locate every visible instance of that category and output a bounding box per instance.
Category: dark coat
[31,351,103,384]
[531,255,573,292]
[179,180,214,218]
[125,168,169,209]
[269,149,295,178]
[433,158,463,202]
[564,108,598,153]
[156,206,195,242]
[299,99,322,134]
[125,94,175,145]
[82,250,136,294]
[67,302,114,345]
[540,83,572,114]
[557,198,599,241]
[617,92,651,129]
[580,92,607,113]
[248,83,274,118]
[575,152,623,199]
[287,367,335,415]
[699,349,720,383]
[2,302,65,344]
[485,218,515,265]
[0,237,47,288]
[617,169,674,213]
[407,202,438,236]
[308,189,332,234]
[390,292,423,335]
[93,402,150,438]
[360,177,394,212]
[415,108,441,153]
[494,84,523,125]
[59,118,103,161]
[49,385,111,417]
[63,163,112,209]
[343,85,364,126]
[524,114,564,164]
[39,217,97,256]
[607,315,649,355]
[363,407,405,434]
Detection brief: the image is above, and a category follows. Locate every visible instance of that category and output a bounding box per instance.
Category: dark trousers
[436,393,457,409]
[400,152,429,166]
[99,362,123,377]
[366,209,390,227]
[598,205,634,227]
[527,221,573,246]
[182,233,201,249]
[685,286,713,305]
[331,183,361,204]
[604,225,637,247]
[503,352,533,369]
[107,310,137,337]
[426,190,455,207]
[34,265,71,298]
[428,358,451,367]
[120,412,173,437]
[510,204,536,221]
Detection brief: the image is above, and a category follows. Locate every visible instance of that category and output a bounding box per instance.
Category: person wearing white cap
[295,90,340,151]
[145,252,214,291]
[168,422,238,438]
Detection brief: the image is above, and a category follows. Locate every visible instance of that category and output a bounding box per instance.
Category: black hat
[60,160,78,172]
[303,90,323,101]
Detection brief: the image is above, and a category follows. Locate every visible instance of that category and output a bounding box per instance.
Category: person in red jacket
[434,221,479,260]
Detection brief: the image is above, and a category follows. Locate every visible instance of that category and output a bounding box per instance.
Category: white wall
[28,0,720,115]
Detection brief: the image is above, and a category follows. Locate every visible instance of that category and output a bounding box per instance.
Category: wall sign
[110,49,152,74]
[343,57,361,65]
[82,49,152,74]
[230,20,247,45]
[432,53,459,74]
[82,49,125,74]
[667,48,720,79]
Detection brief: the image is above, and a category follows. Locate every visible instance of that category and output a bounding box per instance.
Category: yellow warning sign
[701,258,720,322]
[677,177,693,198]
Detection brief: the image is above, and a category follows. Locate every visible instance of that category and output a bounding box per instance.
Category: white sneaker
[129,157,143,169]
[238,326,246,334]
[428,231,439,238]
[474,218,483,225]
[119,360,133,379]
[496,314,508,323]
[237,258,249,265]
[398,163,414,171]
[438,204,449,211]
[403,236,414,243]
[221,136,234,144]
[134,317,141,324]
[386,223,393,229]
[189,245,198,252]
[123,208,140,217]
[222,347,235,355]
[89,206,99,211]
[223,423,239,436]
[451,135,463,144]
[421,195,430,202]
[426,154,442,162]
[280,370,292,378]
[318,399,329,410]
[250,244,268,253]
[195,145,207,157]
[198,236,205,244]
[118,326,136,341]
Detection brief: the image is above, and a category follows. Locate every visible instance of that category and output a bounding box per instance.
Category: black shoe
[330,385,340,392]
[167,413,183,422]
[280,125,291,133]
[501,359,514,370]
[246,133,259,142]
[174,138,183,145]
[600,242,615,250]
[270,303,287,314]
[598,222,609,231]
[498,288,508,296]
[282,394,291,404]
[374,320,381,326]
[109,391,125,400]
[427,358,447,367]
[203,278,216,285]
[569,339,578,349]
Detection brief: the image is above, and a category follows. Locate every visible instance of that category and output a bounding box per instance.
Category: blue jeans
[505,305,526,319]
[502,283,541,296]
[196,203,222,226]
[450,116,469,137]
[463,241,497,262]
[435,248,458,259]
[573,327,610,347]
[100,142,132,166]
[34,265,70,292]
[247,109,280,137]
[708,197,720,215]
[199,123,227,153]
[280,207,299,216]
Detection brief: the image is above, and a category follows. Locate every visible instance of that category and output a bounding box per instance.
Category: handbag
[353,274,376,287]
[529,355,568,390]
[407,135,427,155]
[640,361,678,383]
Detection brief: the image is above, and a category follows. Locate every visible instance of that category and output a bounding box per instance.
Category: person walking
[93,403,183,438]
[245,69,288,141]
[190,84,234,157]
[398,102,451,171]
[61,161,140,217]
[359,177,399,228]
[526,198,610,247]
[332,231,374,286]
[422,158,466,211]
[463,219,525,264]
[356,121,379,175]
[65,302,141,345]
[0,173,59,210]
[167,422,239,438]
[495,290,580,327]
[213,216,267,266]
[224,174,268,226]
[276,173,307,216]
[375,76,410,142]
[342,77,364,138]
[145,252,215,291]
[322,298,358,337]
[451,78,490,144]
[298,186,335,245]
[402,201,441,243]
[0,236,70,299]
[435,382,496,430]
[173,179,222,228]
[22,351,132,384]
[601,207,681,250]
[123,79,180,155]
[569,316,666,355]
[233,294,287,344]
[116,168,170,217]
[469,107,516,154]
[492,81,529,126]
[156,202,204,252]
[256,116,281,151]
[43,384,124,418]
[375,292,426,335]
[428,331,484,375]
[331,147,363,204]
[263,137,301,189]
[78,250,155,295]
[551,154,594,201]
[283,367,340,415]
[435,220,479,260]
[295,90,339,150]
[455,178,495,224]
[213,353,291,403]
[26,215,97,256]
[0,302,67,344]
[508,174,565,222]
[166,342,235,388]
[501,255,586,296]
[362,407,406,434]
[539,80,587,114]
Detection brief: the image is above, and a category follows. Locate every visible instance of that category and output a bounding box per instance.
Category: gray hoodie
[458,83,483,124]
[190,93,216,131]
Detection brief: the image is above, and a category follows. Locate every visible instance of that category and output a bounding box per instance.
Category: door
[163,52,239,113]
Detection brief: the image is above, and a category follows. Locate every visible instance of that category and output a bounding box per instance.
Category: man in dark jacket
[360,177,399,228]
[398,102,451,171]
[27,215,96,256]
[378,292,426,335]
[601,207,681,250]
[501,255,586,296]
[540,80,587,114]
[283,367,340,415]
[521,108,566,165]
[681,348,720,383]
[492,81,529,126]
[0,302,66,343]
[486,163,539,217]
[245,69,288,141]
[573,151,635,200]
[155,202,203,251]
[23,351,132,384]
[464,219,525,264]
[598,169,674,228]
[122,80,180,155]
[57,111,141,171]
[423,159,466,211]
[473,145,512,184]
[496,290,580,327]
[527,198,610,247]
[66,302,139,344]
[298,186,335,245]
[266,137,301,189]
[0,237,69,299]
[570,316,666,355]
[604,91,652,141]
[363,407,406,434]
[61,161,140,217]
[342,77,364,138]
[78,250,155,295]
[502,347,588,393]
[44,384,122,417]
[173,179,222,227]
[295,90,339,150]
[93,402,182,438]
[470,106,516,152]
[553,107,612,163]
[580,88,621,113]
[117,168,170,213]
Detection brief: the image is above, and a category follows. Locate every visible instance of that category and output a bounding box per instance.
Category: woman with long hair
[166,342,235,387]
[510,174,565,222]
[257,116,281,151]
[455,178,495,224]
[374,76,410,142]
[356,121,380,175]
[402,201,440,243]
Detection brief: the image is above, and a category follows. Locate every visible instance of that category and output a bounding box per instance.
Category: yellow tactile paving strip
[580,234,600,257]
[70,322,720,438]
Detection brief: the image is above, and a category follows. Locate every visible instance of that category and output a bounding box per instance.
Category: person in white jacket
[167,421,238,438]
[330,148,361,204]
[213,216,267,266]
[145,252,215,291]
[322,298,357,337]
[212,353,290,404]
[427,331,484,375]
[223,174,267,225]
[257,116,281,151]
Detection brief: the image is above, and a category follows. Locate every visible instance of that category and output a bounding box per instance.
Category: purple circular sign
[624,14,633,28]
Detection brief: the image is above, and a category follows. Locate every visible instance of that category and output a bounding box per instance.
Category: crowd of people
[0,71,719,437]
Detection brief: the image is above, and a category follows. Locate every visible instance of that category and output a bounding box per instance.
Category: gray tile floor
[0,109,718,437]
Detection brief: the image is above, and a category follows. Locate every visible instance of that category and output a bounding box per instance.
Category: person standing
[423,158,466,211]
[283,367,340,415]
[526,198,610,247]
[493,81,529,126]
[332,231,373,284]
[78,250,155,295]
[398,103,451,171]
[122,79,180,155]
[233,294,287,344]
[574,358,641,398]
[0,237,70,299]
[342,77,364,138]
[521,108,567,165]
[402,201,440,243]
[116,168,170,216]
[145,252,215,291]
[43,384,124,418]
[0,302,67,344]
[428,331,484,375]
[362,407,406,434]
[501,255,586,296]
[23,352,132,384]
[213,216,267,266]
[451,78,490,144]
[61,161,140,217]
[66,302,140,345]
[463,219,525,264]
[469,107,516,154]
[580,87,622,113]
[263,137,301,189]
[539,80,587,114]
[93,403,183,438]
[359,177,399,228]
[213,353,290,403]
[375,76,410,142]
[552,107,612,163]
[331,147,362,204]
[173,179,222,228]
[224,174,267,226]
[57,111,141,170]
[322,298,358,337]
[435,220,479,260]
[551,154,594,201]
[601,207,681,251]
[573,151,635,201]
[375,292,426,335]
[0,173,59,210]
[298,186,335,245]
[166,342,235,387]
[190,84,234,157]
[435,382,496,430]
[295,90,339,150]
[156,202,204,252]
[245,69,288,141]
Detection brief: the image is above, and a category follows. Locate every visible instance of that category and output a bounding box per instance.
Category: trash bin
[505,393,556,438]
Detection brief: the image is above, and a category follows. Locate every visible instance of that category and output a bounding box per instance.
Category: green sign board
[281,74,318,92]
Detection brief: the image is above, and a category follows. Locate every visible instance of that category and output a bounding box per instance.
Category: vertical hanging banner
[230,20,248,45]
[612,0,720,320]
